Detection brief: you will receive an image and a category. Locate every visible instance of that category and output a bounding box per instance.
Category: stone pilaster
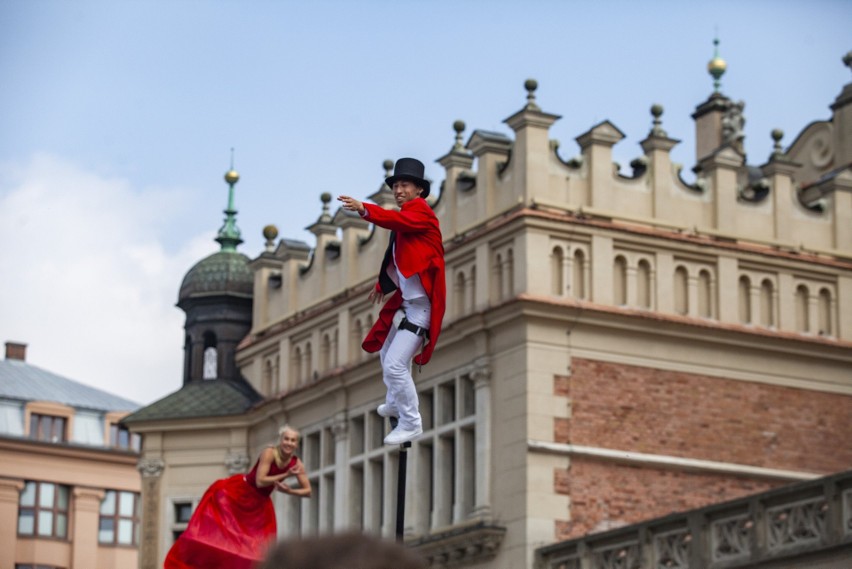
[137,457,165,569]
[71,487,106,569]
[471,358,493,521]
[0,478,24,569]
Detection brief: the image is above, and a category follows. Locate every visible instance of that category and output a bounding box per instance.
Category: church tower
[177,165,253,384]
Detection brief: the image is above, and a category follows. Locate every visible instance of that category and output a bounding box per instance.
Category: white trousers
[379,297,430,430]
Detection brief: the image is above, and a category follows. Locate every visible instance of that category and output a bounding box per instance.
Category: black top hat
[385,157,431,198]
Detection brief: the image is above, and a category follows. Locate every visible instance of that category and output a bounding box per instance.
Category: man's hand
[337,195,365,215]
[368,289,385,305]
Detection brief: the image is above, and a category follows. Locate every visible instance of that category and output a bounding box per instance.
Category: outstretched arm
[361,202,436,233]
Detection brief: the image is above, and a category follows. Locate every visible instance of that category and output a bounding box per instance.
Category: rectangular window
[29,414,67,443]
[109,423,141,451]
[17,481,69,539]
[0,400,25,436]
[171,500,194,542]
[174,501,193,524]
[99,490,140,546]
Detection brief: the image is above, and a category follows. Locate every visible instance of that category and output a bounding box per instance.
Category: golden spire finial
[707,36,727,93]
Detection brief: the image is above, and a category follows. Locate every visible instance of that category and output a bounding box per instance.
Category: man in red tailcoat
[338,157,446,445]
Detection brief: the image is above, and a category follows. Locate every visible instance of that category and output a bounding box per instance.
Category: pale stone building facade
[127,51,852,569]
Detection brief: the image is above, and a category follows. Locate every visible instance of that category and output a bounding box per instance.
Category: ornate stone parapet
[535,469,852,569]
[408,520,507,568]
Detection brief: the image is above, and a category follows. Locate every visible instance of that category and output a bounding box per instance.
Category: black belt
[399,317,429,339]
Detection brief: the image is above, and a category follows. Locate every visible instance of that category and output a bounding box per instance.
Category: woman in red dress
[164,426,311,569]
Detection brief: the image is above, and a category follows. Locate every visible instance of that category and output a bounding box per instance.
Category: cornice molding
[528,440,822,481]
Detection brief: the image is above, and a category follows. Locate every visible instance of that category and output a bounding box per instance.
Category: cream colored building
[0,342,142,569]
[127,51,852,569]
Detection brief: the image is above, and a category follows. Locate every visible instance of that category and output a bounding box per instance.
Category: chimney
[5,342,27,361]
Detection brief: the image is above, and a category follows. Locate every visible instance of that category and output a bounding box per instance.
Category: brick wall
[554,458,782,539]
[552,357,852,539]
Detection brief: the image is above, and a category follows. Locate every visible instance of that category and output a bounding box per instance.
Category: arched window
[263,360,273,395]
[795,285,809,333]
[637,259,652,309]
[551,247,564,296]
[332,329,339,368]
[321,334,331,373]
[202,331,217,380]
[674,266,688,315]
[304,342,313,381]
[352,319,364,361]
[468,265,477,311]
[455,271,466,316]
[818,288,832,336]
[183,334,192,383]
[572,249,585,300]
[759,279,775,327]
[505,248,515,297]
[493,253,504,302]
[292,346,303,384]
[738,276,751,324]
[613,256,627,306]
[698,269,712,318]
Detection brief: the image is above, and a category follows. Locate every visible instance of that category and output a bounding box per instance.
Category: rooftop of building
[0,343,139,412]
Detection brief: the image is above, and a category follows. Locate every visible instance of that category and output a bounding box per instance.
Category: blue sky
[1,0,850,404]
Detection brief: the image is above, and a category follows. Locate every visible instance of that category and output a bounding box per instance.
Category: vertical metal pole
[390,416,411,543]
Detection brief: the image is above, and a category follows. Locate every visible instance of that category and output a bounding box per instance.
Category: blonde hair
[278,424,300,439]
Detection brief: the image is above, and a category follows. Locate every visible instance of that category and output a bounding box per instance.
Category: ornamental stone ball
[453,120,466,134]
[262,224,279,241]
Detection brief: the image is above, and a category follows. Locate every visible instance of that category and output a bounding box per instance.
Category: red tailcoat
[361,198,446,365]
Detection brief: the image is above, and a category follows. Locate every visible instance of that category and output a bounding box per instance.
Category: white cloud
[0,154,217,405]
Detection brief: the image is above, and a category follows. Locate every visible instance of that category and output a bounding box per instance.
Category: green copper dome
[178,158,253,304]
[178,250,253,303]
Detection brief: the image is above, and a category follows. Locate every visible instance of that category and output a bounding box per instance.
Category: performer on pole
[164,426,311,569]
[338,157,446,446]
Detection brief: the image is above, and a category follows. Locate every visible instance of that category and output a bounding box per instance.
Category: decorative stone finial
[320,192,332,219]
[262,224,278,252]
[650,104,667,137]
[707,37,727,93]
[453,120,466,150]
[843,51,852,73]
[770,129,784,159]
[216,150,243,252]
[524,78,540,111]
[224,147,239,184]
[383,159,394,177]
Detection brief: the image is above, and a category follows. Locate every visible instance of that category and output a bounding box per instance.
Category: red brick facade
[553,357,852,539]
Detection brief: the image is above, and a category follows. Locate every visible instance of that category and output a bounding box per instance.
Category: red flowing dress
[164,454,298,569]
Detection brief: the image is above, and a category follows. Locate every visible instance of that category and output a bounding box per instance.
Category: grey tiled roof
[0,359,140,412]
[121,378,262,424]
